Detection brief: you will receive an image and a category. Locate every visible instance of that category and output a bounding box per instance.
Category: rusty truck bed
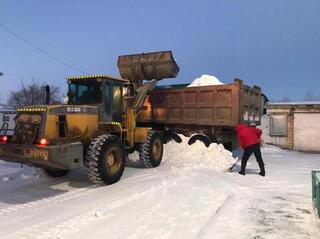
[138,79,261,127]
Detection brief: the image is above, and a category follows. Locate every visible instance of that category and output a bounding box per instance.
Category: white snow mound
[162,135,236,172]
[187,74,223,87]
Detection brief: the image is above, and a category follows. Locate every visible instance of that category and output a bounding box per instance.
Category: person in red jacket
[236,123,265,176]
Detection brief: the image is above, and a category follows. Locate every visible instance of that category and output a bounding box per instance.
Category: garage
[265,102,320,152]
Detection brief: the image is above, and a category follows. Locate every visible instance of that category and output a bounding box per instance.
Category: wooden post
[287,113,294,149]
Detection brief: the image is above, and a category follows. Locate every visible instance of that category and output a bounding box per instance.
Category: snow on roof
[268,101,320,106]
[0,105,15,112]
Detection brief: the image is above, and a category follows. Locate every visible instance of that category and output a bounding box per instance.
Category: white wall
[259,115,271,143]
[0,111,16,136]
[294,113,320,152]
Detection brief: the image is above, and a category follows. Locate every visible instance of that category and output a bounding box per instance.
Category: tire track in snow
[0,170,160,220]
[0,186,98,218]
[124,181,190,239]
[128,201,167,239]
[116,176,224,239]
[198,193,235,239]
[3,177,181,239]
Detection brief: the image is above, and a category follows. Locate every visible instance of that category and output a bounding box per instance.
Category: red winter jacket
[236,123,262,148]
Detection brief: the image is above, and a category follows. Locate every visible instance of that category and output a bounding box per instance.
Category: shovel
[228,158,241,172]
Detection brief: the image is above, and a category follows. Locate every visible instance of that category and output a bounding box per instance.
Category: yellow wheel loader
[0,51,179,184]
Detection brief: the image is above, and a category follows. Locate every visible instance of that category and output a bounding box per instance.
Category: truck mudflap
[0,142,83,170]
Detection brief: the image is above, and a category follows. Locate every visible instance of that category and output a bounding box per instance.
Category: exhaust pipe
[45,85,50,104]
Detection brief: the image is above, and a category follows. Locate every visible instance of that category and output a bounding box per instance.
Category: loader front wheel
[85,135,125,185]
[44,169,69,178]
[139,131,164,168]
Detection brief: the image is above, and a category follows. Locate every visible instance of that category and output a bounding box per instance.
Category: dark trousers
[241,143,265,173]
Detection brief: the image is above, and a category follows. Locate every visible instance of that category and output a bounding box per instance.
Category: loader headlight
[37,138,50,147]
[0,135,8,143]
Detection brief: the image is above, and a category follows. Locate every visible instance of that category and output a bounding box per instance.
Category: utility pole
[0,72,3,104]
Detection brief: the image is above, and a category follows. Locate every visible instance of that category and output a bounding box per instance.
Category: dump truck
[0,51,261,185]
[137,79,261,149]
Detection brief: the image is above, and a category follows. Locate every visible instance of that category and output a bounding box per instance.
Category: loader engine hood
[48,105,99,115]
[15,105,99,145]
[14,106,46,144]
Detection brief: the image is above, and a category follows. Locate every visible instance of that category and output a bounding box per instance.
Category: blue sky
[1,0,320,103]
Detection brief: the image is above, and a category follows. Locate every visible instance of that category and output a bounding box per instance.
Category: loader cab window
[68,81,102,104]
[104,81,112,116]
[103,81,123,122]
[112,84,122,121]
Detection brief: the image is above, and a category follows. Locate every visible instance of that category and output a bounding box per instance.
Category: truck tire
[85,134,125,185]
[223,141,233,152]
[188,134,212,147]
[44,169,69,178]
[163,130,182,144]
[139,131,164,168]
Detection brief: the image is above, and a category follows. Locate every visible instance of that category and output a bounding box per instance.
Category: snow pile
[162,135,236,172]
[187,74,223,87]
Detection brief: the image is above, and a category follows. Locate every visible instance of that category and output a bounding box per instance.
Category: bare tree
[304,90,319,101]
[7,81,61,107]
[278,96,292,102]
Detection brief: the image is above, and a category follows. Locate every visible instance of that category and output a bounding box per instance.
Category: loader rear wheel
[139,131,164,168]
[85,134,125,185]
[44,169,69,178]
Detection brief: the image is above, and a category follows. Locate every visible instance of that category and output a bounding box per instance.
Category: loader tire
[45,169,69,178]
[139,131,163,168]
[85,134,125,185]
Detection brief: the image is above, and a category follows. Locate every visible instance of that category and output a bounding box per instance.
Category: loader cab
[66,75,129,123]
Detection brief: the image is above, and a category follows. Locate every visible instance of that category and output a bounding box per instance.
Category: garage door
[294,113,320,151]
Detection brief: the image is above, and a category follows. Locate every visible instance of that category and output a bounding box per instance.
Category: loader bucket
[117,51,179,83]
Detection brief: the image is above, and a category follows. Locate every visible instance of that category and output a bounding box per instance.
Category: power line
[0,23,87,74]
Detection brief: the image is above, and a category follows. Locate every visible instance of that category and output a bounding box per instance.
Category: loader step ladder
[312,170,320,218]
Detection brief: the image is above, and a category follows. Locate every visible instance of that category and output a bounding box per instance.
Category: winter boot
[259,171,265,177]
[239,171,245,176]
[258,162,265,177]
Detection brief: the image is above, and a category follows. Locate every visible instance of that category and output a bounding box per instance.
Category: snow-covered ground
[0,143,319,239]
